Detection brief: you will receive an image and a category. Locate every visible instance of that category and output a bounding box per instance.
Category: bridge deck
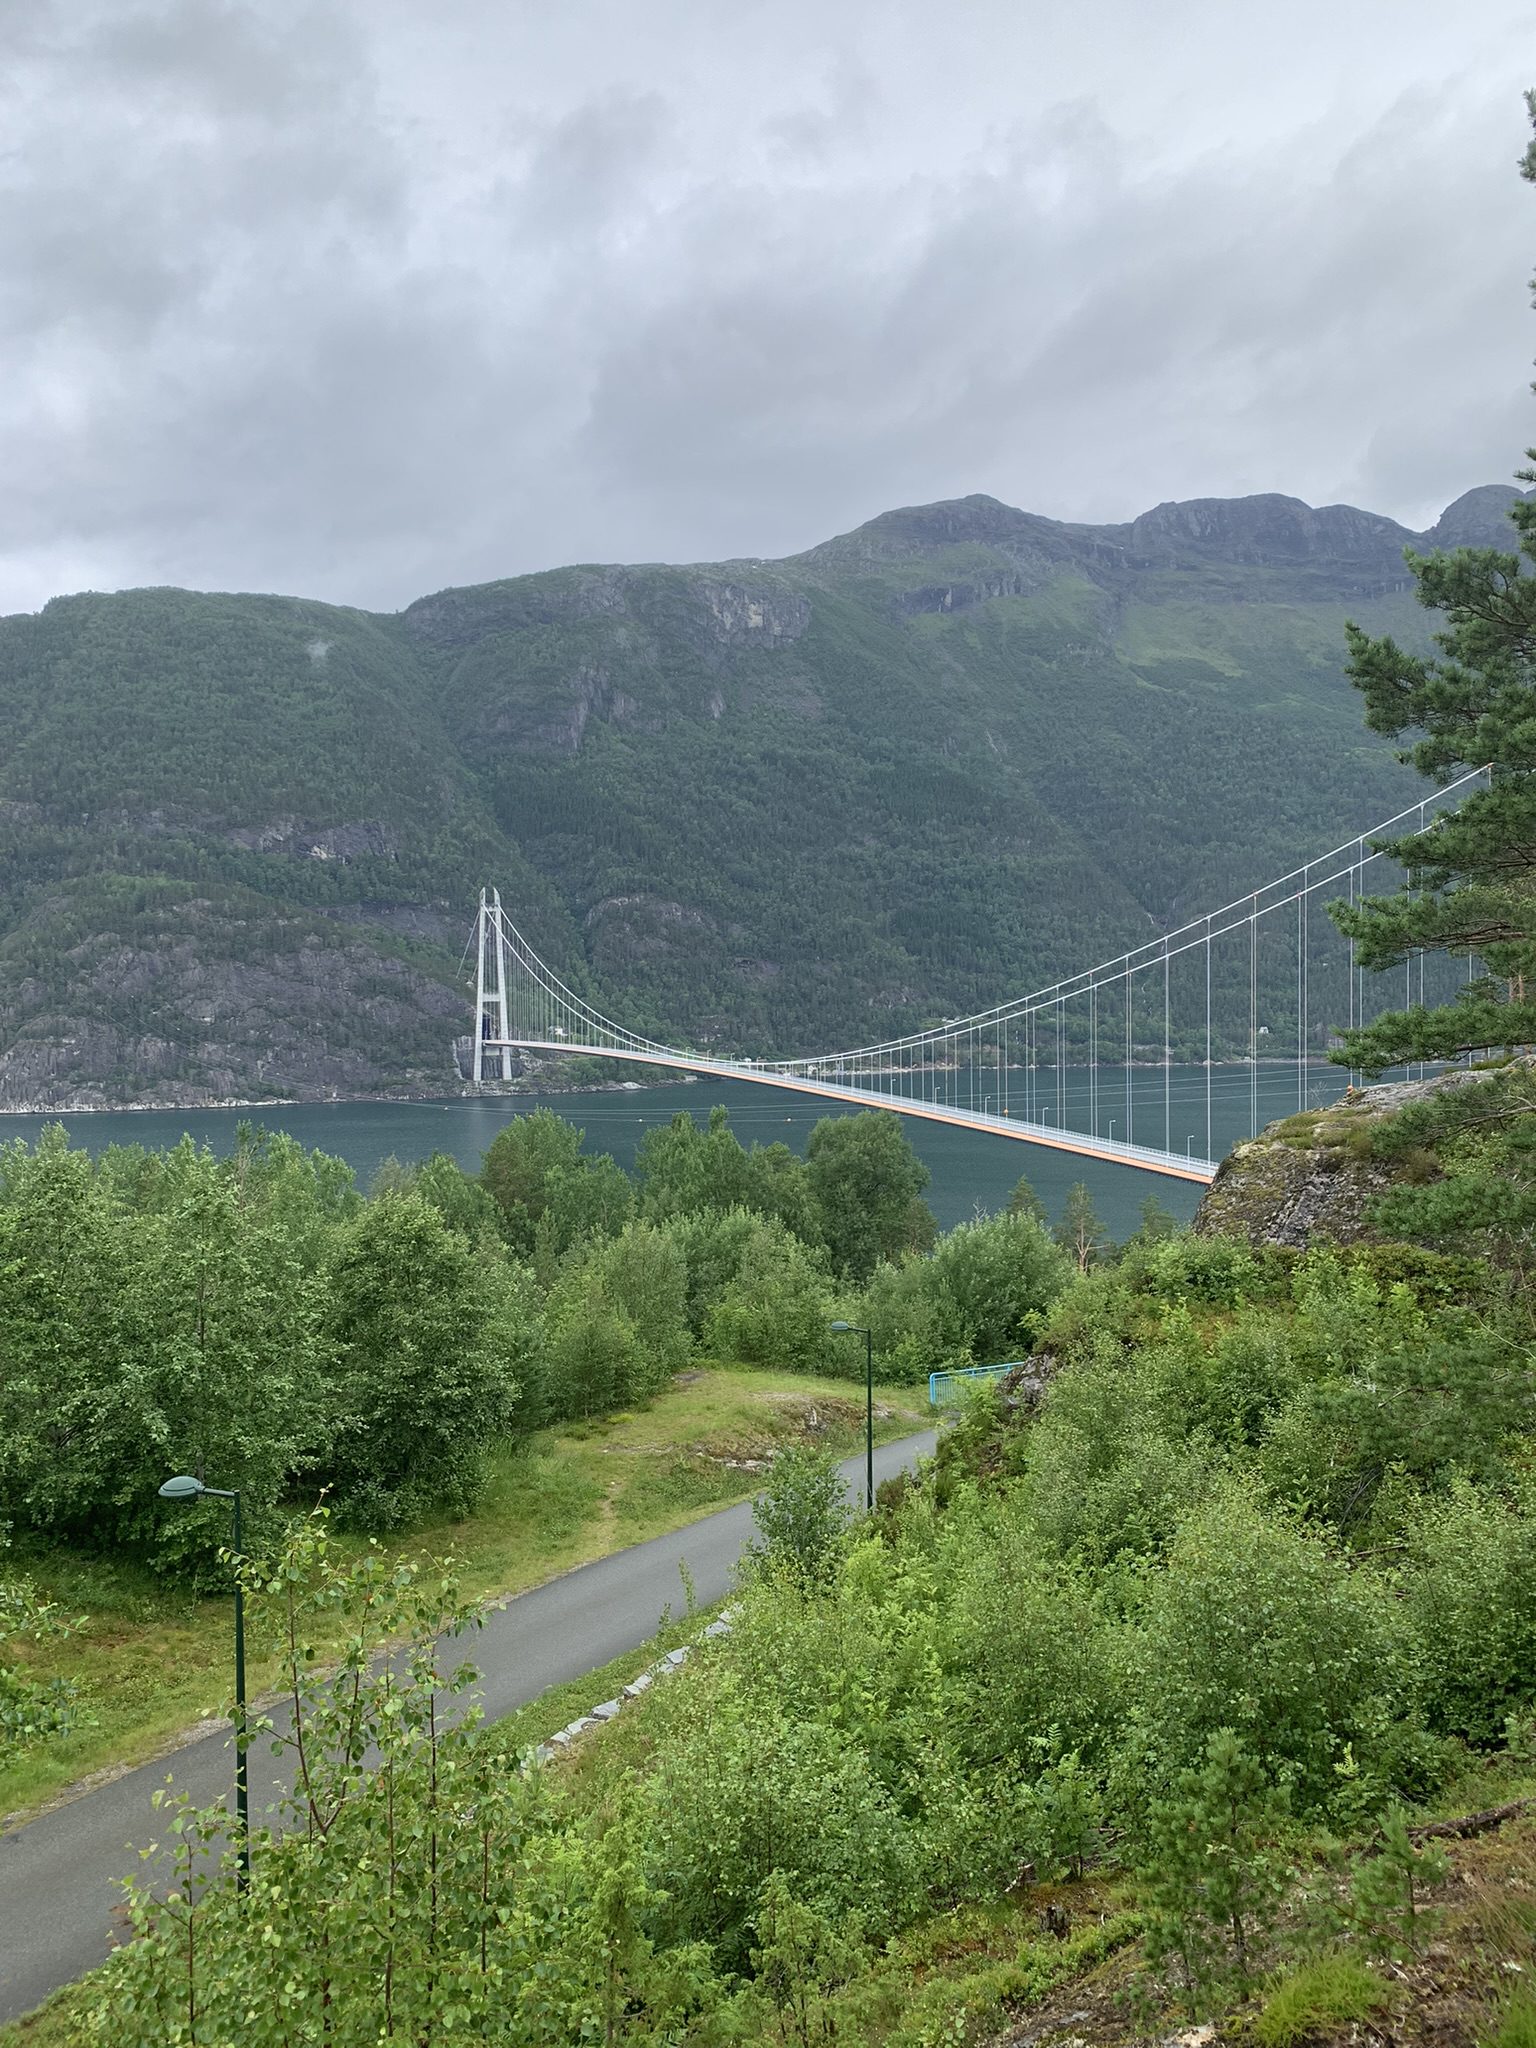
[483,1040,1219,1183]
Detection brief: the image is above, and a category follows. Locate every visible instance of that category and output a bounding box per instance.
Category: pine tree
[1141,1732,1289,1997]
[1329,95,1536,1074]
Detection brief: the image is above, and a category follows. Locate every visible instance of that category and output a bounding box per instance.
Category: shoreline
[0,1075,694,1119]
[0,1056,1350,1122]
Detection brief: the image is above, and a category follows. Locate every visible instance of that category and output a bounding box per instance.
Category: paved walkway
[0,1429,936,2021]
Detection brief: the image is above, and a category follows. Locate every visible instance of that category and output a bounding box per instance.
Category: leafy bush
[748,1871,868,2046]
[933,1500,1119,1770]
[1022,1325,1222,1568]
[479,1106,587,1254]
[668,1205,776,1337]
[805,1112,935,1283]
[544,1297,648,1421]
[746,1444,850,1590]
[908,1208,1070,1362]
[1398,1480,1536,1743]
[582,1220,693,1386]
[0,1131,327,1576]
[635,1105,823,1248]
[1128,1485,1398,1809]
[860,1210,1070,1381]
[542,1220,692,1416]
[1121,1230,1285,1307]
[642,1668,919,1969]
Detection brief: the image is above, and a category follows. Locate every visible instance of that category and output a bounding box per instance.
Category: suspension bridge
[467,769,1490,1186]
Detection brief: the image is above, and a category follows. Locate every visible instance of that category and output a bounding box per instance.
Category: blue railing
[928,1362,1022,1408]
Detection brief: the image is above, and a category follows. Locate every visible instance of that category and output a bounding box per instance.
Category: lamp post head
[829,1320,854,1333]
[158,1475,207,1500]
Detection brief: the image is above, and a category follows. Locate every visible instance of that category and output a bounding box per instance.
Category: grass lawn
[0,1366,928,1826]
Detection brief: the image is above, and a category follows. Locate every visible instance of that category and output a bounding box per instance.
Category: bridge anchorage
[467,768,1490,1186]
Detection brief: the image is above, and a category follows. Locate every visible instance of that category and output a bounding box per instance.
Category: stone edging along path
[529,1610,737,1765]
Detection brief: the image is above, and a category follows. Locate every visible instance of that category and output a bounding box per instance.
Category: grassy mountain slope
[0,486,1526,1106]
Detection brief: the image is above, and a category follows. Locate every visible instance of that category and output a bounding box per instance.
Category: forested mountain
[0,482,1527,1107]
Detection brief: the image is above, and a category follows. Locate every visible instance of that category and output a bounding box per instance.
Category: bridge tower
[471,887,512,1086]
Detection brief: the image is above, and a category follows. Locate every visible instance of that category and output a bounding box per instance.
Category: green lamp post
[829,1321,874,1511]
[158,1475,250,1891]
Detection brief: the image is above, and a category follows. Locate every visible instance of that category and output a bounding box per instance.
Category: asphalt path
[0,1427,936,2022]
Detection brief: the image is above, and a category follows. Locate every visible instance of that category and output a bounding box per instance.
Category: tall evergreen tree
[1330,95,1536,1074]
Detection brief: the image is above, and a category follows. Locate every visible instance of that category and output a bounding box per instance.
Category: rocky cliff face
[1191,1065,1511,1249]
[0,902,466,1111]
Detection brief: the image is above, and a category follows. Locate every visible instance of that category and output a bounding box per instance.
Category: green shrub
[1020,1749,1105,1879]
[635,1106,820,1243]
[1348,1808,1448,1959]
[670,1205,781,1336]
[320,1191,527,1527]
[806,1111,935,1283]
[1255,1272,1526,1535]
[746,1443,849,1590]
[0,1131,327,1577]
[861,1255,958,1378]
[1253,1954,1394,2048]
[1129,1485,1397,1809]
[0,1534,85,1759]
[583,1220,693,1385]
[543,1220,693,1415]
[480,1105,588,1254]
[1140,1731,1290,1998]
[1399,1480,1536,1743]
[1123,1231,1286,1309]
[1344,1241,1489,1306]
[545,1299,645,1420]
[1482,1988,1536,2048]
[1022,1328,1221,1568]
[915,1209,1072,1362]
[642,1669,918,1969]
[933,1496,1120,1771]
[748,1870,868,2046]
[859,1208,1070,1379]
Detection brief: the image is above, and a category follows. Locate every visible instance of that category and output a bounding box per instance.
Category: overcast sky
[3,1,1534,615]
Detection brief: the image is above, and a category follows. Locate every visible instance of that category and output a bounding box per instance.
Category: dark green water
[0,1062,1351,1240]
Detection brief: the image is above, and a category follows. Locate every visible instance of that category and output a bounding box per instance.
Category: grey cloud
[517,92,672,241]
[579,77,1534,548]
[761,51,880,167]
[1,0,1533,614]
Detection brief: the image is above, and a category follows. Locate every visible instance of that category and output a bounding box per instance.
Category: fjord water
[0,1062,1349,1240]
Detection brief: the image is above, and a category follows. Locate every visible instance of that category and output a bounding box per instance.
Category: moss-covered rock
[1191,1066,1508,1249]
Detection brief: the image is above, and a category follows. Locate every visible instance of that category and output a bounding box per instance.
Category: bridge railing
[928,1362,1022,1407]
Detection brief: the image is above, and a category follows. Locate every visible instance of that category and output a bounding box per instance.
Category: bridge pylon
[471,887,512,1086]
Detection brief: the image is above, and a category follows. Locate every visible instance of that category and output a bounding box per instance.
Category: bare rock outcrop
[1192,1063,1521,1249]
